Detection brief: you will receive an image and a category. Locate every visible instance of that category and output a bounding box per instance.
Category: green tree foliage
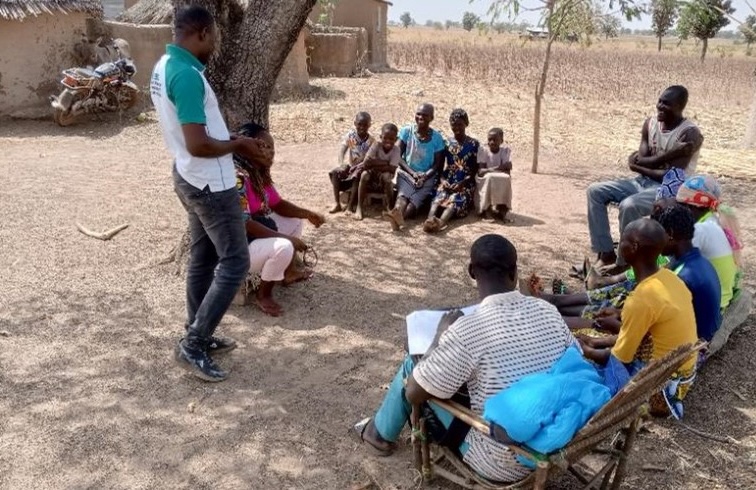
[596,14,621,39]
[317,0,338,26]
[400,11,414,28]
[462,11,481,31]
[740,14,756,47]
[677,0,735,61]
[651,0,678,51]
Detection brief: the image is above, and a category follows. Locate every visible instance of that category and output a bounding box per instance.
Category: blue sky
[387,0,753,30]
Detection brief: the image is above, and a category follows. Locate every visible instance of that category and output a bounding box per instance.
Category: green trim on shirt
[165,44,206,125]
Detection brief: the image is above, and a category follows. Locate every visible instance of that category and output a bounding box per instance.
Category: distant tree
[486,0,642,173]
[492,21,508,33]
[316,0,339,25]
[462,11,481,31]
[597,15,621,39]
[620,27,632,35]
[677,0,735,62]
[445,19,454,30]
[433,21,445,30]
[651,0,678,51]
[400,11,414,28]
[424,19,434,27]
[741,14,756,48]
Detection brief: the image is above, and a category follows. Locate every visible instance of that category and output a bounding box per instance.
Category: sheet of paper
[406,304,478,355]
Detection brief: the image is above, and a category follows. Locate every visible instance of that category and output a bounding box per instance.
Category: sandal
[569,257,590,281]
[351,417,396,457]
[423,218,439,233]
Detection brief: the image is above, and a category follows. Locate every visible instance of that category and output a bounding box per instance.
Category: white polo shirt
[150,44,235,192]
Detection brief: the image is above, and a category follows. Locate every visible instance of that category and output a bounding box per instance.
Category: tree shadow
[0,113,144,140]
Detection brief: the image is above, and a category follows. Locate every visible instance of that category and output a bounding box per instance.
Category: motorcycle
[50,56,139,127]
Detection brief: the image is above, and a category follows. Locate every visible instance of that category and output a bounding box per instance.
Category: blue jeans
[586,175,659,263]
[373,355,470,455]
[172,166,250,350]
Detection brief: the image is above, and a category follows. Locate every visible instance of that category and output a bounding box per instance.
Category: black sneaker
[174,341,228,382]
[207,335,237,355]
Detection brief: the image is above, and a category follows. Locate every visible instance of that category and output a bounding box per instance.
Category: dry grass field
[0,26,755,490]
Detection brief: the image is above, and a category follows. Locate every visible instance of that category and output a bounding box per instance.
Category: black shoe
[174,341,228,382]
[207,335,237,355]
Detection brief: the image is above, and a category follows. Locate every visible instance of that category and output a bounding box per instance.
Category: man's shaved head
[621,218,668,262]
[470,234,517,282]
[417,103,434,117]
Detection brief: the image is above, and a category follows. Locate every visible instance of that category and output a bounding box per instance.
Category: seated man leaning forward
[386,103,446,231]
[587,85,703,271]
[352,234,576,483]
[579,219,699,418]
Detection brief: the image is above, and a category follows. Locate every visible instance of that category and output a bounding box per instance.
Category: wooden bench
[708,288,753,356]
[410,342,705,490]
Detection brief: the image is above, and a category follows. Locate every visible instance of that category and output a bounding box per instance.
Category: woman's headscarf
[676,174,721,209]
[676,174,743,265]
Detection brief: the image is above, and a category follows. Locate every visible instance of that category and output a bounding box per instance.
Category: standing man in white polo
[151,5,268,382]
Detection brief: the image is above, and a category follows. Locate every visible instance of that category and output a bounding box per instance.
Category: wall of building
[0,13,89,116]
[273,29,309,97]
[309,0,388,68]
[306,29,367,78]
[100,20,172,89]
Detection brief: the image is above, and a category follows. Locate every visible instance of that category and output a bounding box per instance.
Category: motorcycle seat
[73,67,97,78]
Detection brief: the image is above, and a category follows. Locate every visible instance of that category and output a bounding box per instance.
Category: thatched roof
[117,0,171,25]
[0,0,102,21]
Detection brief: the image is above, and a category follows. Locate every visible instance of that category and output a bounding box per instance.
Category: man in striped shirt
[352,234,576,483]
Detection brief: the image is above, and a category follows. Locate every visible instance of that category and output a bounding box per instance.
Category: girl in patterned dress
[424,109,479,234]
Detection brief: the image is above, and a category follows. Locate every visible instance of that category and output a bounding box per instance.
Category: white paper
[406,305,479,355]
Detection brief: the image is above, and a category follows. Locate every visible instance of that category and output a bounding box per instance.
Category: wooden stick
[76,222,129,241]
[676,421,739,445]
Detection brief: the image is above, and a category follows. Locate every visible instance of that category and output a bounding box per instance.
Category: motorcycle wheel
[118,89,139,111]
[52,108,78,127]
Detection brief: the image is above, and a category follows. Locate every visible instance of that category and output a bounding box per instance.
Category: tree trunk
[166,0,316,271]
[657,35,662,52]
[173,0,317,128]
[746,86,756,148]
[700,37,708,63]
[531,0,567,174]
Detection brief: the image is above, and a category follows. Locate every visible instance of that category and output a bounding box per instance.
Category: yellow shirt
[612,269,698,374]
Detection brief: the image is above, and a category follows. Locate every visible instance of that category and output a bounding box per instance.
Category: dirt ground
[1,71,755,489]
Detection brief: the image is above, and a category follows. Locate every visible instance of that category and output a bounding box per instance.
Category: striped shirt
[413,291,575,483]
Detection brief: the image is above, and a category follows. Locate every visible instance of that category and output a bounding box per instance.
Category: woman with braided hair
[234,123,325,316]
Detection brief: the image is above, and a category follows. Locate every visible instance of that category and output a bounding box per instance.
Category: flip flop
[435,217,449,232]
[423,218,439,233]
[350,417,395,457]
[255,298,282,317]
[552,278,568,295]
[282,269,314,287]
[569,257,591,281]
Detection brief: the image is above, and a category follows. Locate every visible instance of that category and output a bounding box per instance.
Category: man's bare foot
[386,208,404,229]
[329,204,342,214]
[354,207,364,221]
[595,251,617,269]
[585,266,603,290]
[283,267,313,286]
[255,294,283,317]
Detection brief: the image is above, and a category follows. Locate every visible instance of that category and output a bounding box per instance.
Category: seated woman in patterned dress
[423,109,479,234]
